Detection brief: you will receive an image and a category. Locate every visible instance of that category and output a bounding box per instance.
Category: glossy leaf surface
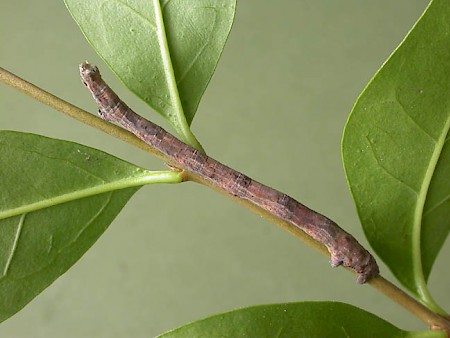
[158,302,444,338]
[342,0,450,311]
[0,131,180,323]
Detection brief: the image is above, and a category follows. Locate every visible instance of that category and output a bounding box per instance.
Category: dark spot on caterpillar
[236,173,251,188]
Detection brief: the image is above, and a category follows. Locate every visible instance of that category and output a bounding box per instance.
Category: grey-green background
[1,1,449,337]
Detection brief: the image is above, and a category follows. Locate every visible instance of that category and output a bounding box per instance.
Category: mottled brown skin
[79,62,379,283]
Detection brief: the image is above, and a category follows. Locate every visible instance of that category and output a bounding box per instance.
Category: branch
[1,65,449,331]
[0,66,162,159]
[369,276,450,332]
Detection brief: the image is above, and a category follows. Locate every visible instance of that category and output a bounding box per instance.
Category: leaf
[342,0,450,311]
[157,302,444,338]
[0,131,180,323]
[64,0,236,135]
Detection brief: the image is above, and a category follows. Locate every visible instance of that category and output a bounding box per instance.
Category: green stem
[417,281,448,317]
[0,66,166,159]
[153,0,205,153]
[369,276,450,331]
[1,65,449,331]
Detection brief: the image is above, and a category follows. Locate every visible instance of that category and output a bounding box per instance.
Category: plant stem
[369,276,450,332]
[1,65,449,331]
[0,66,164,159]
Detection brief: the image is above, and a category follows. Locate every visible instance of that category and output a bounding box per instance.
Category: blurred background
[1,1,449,337]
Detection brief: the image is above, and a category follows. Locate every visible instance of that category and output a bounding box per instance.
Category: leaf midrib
[412,113,450,303]
[0,173,164,220]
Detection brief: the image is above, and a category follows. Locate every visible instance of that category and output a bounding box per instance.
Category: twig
[1,64,448,331]
[370,276,450,332]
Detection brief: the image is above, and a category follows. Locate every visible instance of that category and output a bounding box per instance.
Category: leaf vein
[0,174,150,220]
[110,0,156,29]
[365,136,418,195]
[177,7,218,85]
[0,141,107,184]
[161,0,172,10]
[412,112,450,301]
[424,193,450,217]
[395,93,438,143]
[2,214,26,277]
[73,193,112,245]
[0,155,47,200]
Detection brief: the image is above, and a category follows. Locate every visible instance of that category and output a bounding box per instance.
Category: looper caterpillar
[79,62,379,284]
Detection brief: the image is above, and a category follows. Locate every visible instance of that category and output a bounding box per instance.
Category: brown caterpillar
[80,62,379,283]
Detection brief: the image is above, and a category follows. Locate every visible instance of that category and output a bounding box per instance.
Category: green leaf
[342,0,450,312]
[0,131,181,323]
[157,302,444,338]
[64,0,236,149]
